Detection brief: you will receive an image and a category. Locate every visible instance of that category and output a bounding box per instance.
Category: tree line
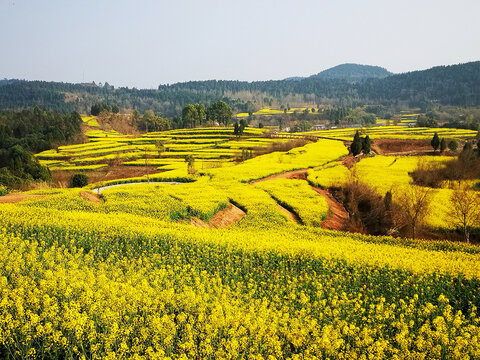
[1,61,479,117]
[0,107,82,187]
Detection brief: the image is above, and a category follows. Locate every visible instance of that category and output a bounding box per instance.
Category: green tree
[351,131,362,156]
[440,138,446,153]
[362,135,371,154]
[132,109,140,126]
[70,173,88,188]
[182,104,198,128]
[206,101,232,126]
[448,140,458,152]
[194,104,206,126]
[431,132,440,152]
[185,155,196,175]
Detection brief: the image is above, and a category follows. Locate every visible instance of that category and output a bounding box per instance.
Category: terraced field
[302,125,477,140]
[2,123,480,359]
[36,126,293,175]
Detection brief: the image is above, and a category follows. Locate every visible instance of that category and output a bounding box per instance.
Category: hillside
[1,125,480,358]
[311,63,393,81]
[0,61,479,114]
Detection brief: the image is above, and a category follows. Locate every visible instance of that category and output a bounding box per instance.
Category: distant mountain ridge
[284,63,392,81]
[0,61,479,114]
[311,63,393,81]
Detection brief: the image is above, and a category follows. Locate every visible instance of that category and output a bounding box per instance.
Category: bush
[448,140,458,152]
[0,185,8,196]
[70,173,89,188]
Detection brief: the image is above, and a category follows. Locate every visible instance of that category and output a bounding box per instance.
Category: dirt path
[311,187,349,230]
[0,193,49,204]
[188,202,246,228]
[249,168,309,184]
[250,168,349,230]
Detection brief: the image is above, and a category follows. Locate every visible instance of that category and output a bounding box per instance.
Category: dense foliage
[0,62,479,116]
[0,107,82,186]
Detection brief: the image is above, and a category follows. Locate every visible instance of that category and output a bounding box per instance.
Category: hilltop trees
[206,101,233,126]
[182,104,206,128]
[0,108,82,187]
[137,110,171,132]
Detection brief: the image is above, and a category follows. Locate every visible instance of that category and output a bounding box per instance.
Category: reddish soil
[250,168,349,230]
[311,187,349,230]
[209,203,246,228]
[371,139,432,155]
[342,154,359,169]
[249,169,309,184]
[0,193,49,204]
[188,202,246,228]
[79,191,102,204]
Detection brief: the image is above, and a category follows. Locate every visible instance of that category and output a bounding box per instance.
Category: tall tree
[182,104,197,128]
[448,184,480,243]
[440,137,446,153]
[206,101,232,126]
[431,132,440,152]
[395,186,432,240]
[351,131,362,156]
[362,135,371,154]
[194,104,206,126]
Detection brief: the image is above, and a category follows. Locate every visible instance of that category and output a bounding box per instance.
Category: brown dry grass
[371,139,432,155]
[51,165,161,187]
[187,202,246,228]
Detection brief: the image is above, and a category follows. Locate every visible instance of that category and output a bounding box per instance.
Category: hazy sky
[1,0,479,88]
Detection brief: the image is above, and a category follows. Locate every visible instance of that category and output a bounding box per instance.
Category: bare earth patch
[311,187,349,230]
[250,168,349,230]
[51,165,161,187]
[188,202,246,228]
[79,191,102,204]
[371,139,432,155]
[249,168,309,184]
[0,193,49,204]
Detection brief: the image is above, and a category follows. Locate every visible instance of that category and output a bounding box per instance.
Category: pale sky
[1,0,479,88]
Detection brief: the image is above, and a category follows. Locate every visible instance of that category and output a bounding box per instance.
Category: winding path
[250,169,349,230]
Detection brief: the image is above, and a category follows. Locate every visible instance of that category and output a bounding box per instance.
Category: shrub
[448,140,458,152]
[0,185,8,196]
[70,173,89,188]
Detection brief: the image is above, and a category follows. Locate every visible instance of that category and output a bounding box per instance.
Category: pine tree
[440,138,446,153]
[351,131,362,156]
[431,132,440,152]
[362,135,371,154]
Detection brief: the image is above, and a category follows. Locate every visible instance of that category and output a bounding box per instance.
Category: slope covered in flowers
[1,133,480,359]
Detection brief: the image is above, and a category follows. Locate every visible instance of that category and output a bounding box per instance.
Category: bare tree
[448,184,480,243]
[395,186,432,240]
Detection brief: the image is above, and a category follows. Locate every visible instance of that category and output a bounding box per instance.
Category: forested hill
[0,61,479,116]
[311,63,393,81]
